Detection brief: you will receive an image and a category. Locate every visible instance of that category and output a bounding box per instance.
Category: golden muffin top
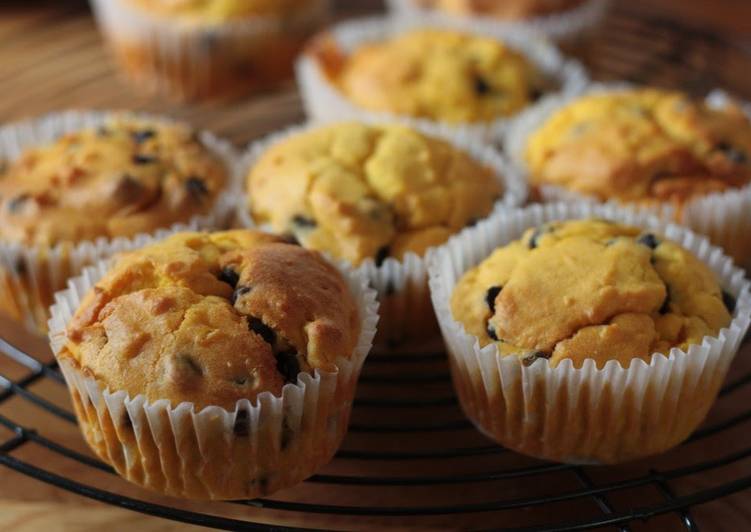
[320,29,546,124]
[60,230,361,410]
[525,88,751,205]
[451,219,734,369]
[127,0,312,21]
[0,118,227,248]
[415,0,586,19]
[246,122,503,265]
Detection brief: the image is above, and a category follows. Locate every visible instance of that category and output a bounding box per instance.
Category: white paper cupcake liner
[504,83,751,269]
[90,0,331,101]
[428,202,751,464]
[235,119,528,347]
[295,15,588,144]
[385,0,611,43]
[48,249,379,500]
[0,110,238,333]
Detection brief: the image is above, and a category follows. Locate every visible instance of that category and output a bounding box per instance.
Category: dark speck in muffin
[722,290,737,314]
[487,322,499,341]
[177,354,203,376]
[522,351,551,367]
[375,245,390,267]
[276,350,300,384]
[485,285,503,313]
[132,154,157,165]
[716,141,748,164]
[248,317,276,345]
[233,408,249,436]
[231,286,251,305]
[291,214,317,228]
[637,233,660,250]
[185,176,209,201]
[7,194,30,214]
[218,266,239,288]
[132,130,156,144]
[473,75,492,96]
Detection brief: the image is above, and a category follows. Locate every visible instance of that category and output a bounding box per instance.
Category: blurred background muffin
[89,0,331,101]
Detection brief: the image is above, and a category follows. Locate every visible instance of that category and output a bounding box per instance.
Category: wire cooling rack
[2,2,751,531]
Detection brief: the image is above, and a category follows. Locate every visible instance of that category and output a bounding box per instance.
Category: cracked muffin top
[413,0,586,20]
[451,219,734,369]
[126,0,314,22]
[0,118,228,247]
[525,88,751,206]
[245,122,503,266]
[318,29,548,124]
[59,230,361,410]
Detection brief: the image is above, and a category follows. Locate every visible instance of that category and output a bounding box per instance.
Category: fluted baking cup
[504,83,751,269]
[90,0,330,101]
[295,15,588,144]
[428,202,751,464]
[0,110,238,333]
[385,0,611,43]
[48,253,378,500]
[235,119,527,347]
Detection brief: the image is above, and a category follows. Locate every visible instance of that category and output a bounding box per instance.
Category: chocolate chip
[722,290,737,314]
[375,245,390,267]
[185,177,208,201]
[248,317,276,345]
[231,286,251,305]
[291,214,317,228]
[218,267,239,288]
[276,350,300,384]
[528,227,543,249]
[233,409,249,437]
[485,285,502,313]
[132,154,157,165]
[659,291,671,314]
[522,351,551,367]
[132,130,156,144]
[473,75,492,96]
[177,354,203,376]
[487,322,499,341]
[637,233,660,250]
[7,194,30,214]
[716,141,748,164]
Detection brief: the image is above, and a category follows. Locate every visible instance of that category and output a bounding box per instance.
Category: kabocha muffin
[297,18,587,140]
[49,229,377,500]
[90,0,330,101]
[241,121,524,345]
[408,0,587,20]
[429,203,751,464]
[509,86,751,267]
[0,112,233,332]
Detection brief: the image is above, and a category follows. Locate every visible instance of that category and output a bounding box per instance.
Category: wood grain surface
[1,1,751,531]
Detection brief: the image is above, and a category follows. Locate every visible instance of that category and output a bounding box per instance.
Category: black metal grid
[1,329,751,530]
[3,3,751,531]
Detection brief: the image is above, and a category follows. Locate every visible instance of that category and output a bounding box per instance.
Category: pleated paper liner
[0,110,239,333]
[428,202,751,464]
[48,253,378,500]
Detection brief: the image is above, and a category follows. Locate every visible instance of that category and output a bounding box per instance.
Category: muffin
[296,17,587,141]
[240,120,526,346]
[0,112,233,332]
[508,86,751,267]
[386,0,609,45]
[48,229,378,500]
[90,0,330,101]
[429,203,751,464]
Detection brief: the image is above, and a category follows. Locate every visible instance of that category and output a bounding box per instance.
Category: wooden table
[1,1,751,530]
